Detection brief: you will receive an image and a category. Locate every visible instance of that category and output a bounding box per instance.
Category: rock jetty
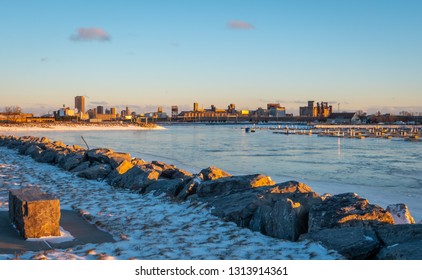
[0,134,420,260]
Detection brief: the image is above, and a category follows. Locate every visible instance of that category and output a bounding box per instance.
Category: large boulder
[106,160,134,182]
[110,166,160,191]
[176,177,203,200]
[143,178,185,197]
[386,204,415,224]
[86,148,132,168]
[151,161,177,178]
[197,174,275,197]
[199,166,232,181]
[377,241,422,260]
[299,226,380,259]
[60,152,86,171]
[76,163,112,180]
[308,193,394,232]
[171,168,193,180]
[36,148,59,163]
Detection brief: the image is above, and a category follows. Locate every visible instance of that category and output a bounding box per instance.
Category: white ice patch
[26,227,74,243]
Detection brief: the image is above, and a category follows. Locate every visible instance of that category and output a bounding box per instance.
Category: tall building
[171,106,178,118]
[193,102,199,112]
[75,96,85,114]
[97,106,104,115]
[110,107,116,116]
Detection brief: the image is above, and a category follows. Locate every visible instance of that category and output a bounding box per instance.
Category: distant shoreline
[0,122,165,132]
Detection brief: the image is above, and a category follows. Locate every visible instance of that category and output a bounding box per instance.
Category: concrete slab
[0,210,115,254]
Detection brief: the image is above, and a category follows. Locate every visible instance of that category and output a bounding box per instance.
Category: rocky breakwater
[0,135,420,260]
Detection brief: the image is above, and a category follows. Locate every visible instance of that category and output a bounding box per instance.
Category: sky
[0,0,421,116]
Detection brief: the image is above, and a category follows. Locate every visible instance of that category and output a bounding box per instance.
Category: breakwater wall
[0,134,421,260]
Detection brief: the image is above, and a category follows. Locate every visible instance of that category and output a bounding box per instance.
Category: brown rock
[199,166,232,181]
[9,187,60,239]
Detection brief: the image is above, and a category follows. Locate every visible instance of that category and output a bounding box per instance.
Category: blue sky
[0,0,421,115]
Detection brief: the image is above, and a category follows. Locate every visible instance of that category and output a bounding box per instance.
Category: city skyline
[1,0,421,116]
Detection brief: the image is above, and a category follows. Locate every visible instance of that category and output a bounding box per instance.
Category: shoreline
[0,123,165,132]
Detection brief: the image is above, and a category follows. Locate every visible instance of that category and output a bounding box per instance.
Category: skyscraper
[75,96,85,114]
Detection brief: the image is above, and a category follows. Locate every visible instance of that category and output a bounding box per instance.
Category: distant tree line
[2,106,23,123]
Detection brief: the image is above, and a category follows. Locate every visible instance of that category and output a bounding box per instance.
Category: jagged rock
[144,178,185,196]
[376,241,422,260]
[374,224,422,246]
[60,152,86,171]
[269,181,314,194]
[76,163,112,180]
[151,161,177,178]
[386,204,415,224]
[308,193,394,232]
[196,174,275,197]
[9,187,61,239]
[70,161,91,173]
[131,158,147,166]
[36,148,58,163]
[199,166,232,181]
[106,160,134,182]
[171,168,193,180]
[86,148,131,168]
[111,166,159,191]
[299,226,380,259]
[176,177,202,200]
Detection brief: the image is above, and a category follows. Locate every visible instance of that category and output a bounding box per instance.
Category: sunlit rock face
[9,187,61,239]
[308,192,394,232]
[387,203,415,224]
[198,166,232,181]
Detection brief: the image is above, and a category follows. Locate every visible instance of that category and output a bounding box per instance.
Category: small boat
[245,127,251,133]
[250,128,256,133]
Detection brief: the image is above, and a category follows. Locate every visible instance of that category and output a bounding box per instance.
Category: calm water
[11,124,422,221]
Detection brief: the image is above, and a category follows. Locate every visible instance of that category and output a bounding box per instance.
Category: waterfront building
[299,101,332,118]
[110,107,116,116]
[171,106,178,119]
[74,96,85,114]
[267,103,286,118]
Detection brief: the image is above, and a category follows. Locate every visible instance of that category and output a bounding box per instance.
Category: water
[10,124,422,221]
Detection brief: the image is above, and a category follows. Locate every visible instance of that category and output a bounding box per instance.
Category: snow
[26,227,75,243]
[0,147,342,260]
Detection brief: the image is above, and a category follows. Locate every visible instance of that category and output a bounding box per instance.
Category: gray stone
[377,241,422,260]
[86,148,131,168]
[61,153,86,171]
[197,174,275,197]
[176,177,202,200]
[300,226,380,259]
[144,178,185,196]
[374,224,422,246]
[70,161,91,173]
[308,193,394,232]
[76,164,112,180]
[171,168,193,180]
[152,161,177,178]
[9,187,61,239]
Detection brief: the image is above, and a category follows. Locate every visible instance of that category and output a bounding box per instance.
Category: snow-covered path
[0,147,341,260]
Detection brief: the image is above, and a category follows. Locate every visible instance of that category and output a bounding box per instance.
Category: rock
[250,198,307,241]
[209,188,271,227]
[131,158,147,166]
[86,148,131,168]
[106,160,134,182]
[144,178,185,196]
[374,224,422,246]
[199,166,232,181]
[386,204,415,224]
[176,177,202,200]
[197,174,275,197]
[151,161,177,178]
[36,148,58,163]
[171,168,193,180]
[70,161,91,173]
[76,163,112,180]
[377,241,422,260]
[299,226,380,259]
[269,181,315,194]
[61,152,86,171]
[308,193,394,232]
[110,166,159,191]
[9,187,61,239]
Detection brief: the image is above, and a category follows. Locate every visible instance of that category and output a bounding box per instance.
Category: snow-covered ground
[0,147,341,260]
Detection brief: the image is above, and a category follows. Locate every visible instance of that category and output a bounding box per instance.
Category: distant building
[57,107,75,117]
[110,107,116,116]
[171,106,179,118]
[97,106,104,115]
[327,112,360,124]
[75,96,85,114]
[193,102,199,112]
[300,101,332,118]
[267,103,286,118]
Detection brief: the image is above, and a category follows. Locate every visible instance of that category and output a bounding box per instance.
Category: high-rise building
[75,96,85,114]
[126,106,131,116]
[193,102,199,112]
[110,107,116,116]
[97,106,104,115]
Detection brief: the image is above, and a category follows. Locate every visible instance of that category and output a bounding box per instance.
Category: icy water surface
[8,124,422,221]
